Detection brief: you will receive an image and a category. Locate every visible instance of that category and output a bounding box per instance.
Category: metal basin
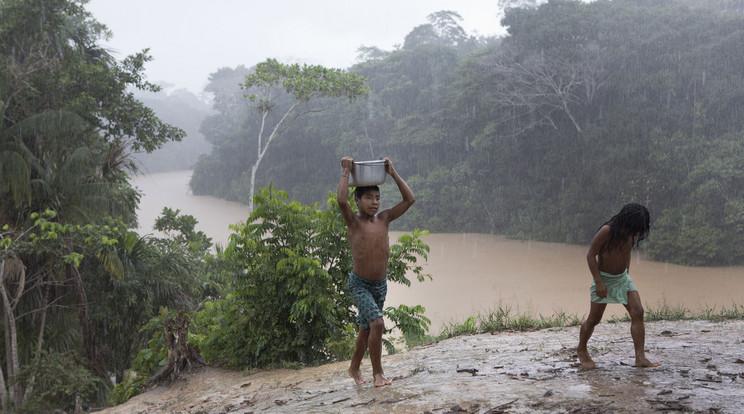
[349,160,386,186]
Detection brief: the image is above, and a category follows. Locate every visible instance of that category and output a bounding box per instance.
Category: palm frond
[97,249,125,280]
[0,149,31,207]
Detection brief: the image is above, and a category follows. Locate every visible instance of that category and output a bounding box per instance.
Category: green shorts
[590,269,638,305]
[348,272,387,330]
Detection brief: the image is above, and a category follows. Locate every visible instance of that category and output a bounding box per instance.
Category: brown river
[133,170,744,333]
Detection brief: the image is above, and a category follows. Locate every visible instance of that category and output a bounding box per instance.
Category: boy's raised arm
[380,157,415,223]
[337,156,355,226]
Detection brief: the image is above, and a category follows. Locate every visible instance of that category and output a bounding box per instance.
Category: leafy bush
[193,188,430,368]
[109,308,172,405]
[15,351,103,413]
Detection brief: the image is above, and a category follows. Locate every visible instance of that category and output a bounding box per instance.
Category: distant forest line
[188,0,744,265]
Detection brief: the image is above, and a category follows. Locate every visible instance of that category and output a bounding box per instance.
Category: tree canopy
[192,0,744,266]
[0,0,194,411]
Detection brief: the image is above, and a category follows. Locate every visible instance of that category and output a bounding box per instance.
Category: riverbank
[102,319,744,414]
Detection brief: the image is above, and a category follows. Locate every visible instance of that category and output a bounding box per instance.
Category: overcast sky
[87,0,506,94]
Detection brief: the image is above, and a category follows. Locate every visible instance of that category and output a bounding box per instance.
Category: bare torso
[348,214,389,280]
[598,238,632,274]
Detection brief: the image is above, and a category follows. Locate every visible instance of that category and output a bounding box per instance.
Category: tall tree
[0,0,188,410]
[241,59,367,210]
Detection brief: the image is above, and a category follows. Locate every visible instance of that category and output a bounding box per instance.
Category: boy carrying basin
[337,156,415,387]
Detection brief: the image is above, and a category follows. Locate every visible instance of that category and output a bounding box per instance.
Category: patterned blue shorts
[348,272,387,330]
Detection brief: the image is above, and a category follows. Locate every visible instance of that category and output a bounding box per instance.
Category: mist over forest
[191,0,744,266]
[131,88,212,173]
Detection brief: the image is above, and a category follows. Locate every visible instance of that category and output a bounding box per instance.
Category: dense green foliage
[109,308,183,405]
[1,208,208,411]
[192,189,430,368]
[0,0,196,411]
[14,351,103,413]
[192,2,744,265]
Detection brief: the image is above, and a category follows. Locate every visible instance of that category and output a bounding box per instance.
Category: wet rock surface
[103,320,744,413]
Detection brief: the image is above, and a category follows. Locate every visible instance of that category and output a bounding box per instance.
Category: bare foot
[635,358,660,368]
[577,348,597,370]
[373,373,392,387]
[348,367,366,385]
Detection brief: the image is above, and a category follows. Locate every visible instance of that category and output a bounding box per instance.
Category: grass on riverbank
[438,306,582,339]
[607,303,744,323]
[436,304,744,340]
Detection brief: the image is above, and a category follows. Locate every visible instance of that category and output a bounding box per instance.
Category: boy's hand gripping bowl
[349,160,387,187]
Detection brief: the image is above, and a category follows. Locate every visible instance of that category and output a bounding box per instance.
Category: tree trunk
[0,262,7,412]
[0,363,7,414]
[74,393,82,414]
[0,260,22,408]
[70,266,107,381]
[22,285,49,403]
[248,163,258,212]
[363,124,376,158]
[247,103,298,211]
[561,100,583,134]
[148,313,204,385]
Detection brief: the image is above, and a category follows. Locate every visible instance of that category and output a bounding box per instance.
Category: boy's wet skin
[348,192,389,280]
[337,156,415,387]
[348,367,366,385]
[577,204,660,371]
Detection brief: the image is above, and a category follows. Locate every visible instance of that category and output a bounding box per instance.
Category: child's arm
[337,157,355,227]
[379,157,415,223]
[587,225,610,298]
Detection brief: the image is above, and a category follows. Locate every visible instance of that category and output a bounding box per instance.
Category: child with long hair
[577,203,659,369]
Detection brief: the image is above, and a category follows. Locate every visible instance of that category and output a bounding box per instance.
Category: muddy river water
[133,171,744,332]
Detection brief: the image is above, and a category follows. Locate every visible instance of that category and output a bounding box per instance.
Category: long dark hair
[601,203,650,252]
